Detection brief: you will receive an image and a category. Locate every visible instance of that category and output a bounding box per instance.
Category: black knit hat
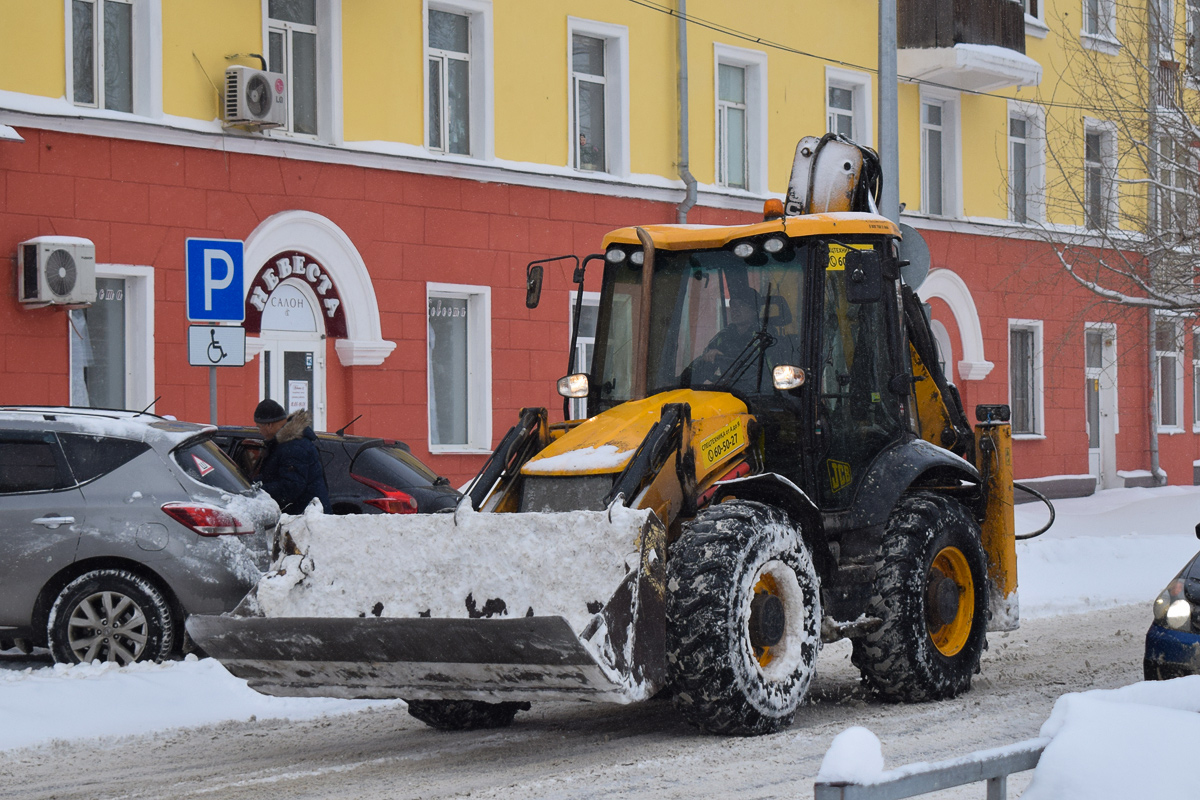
[253,399,287,424]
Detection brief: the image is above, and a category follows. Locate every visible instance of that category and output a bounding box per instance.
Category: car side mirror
[845,249,883,304]
[525,264,544,309]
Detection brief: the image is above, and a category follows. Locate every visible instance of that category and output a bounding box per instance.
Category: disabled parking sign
[186,238,245,322]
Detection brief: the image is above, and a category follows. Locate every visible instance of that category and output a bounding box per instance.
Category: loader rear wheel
[667,500,821,735]
[405,699,529,731]
[851,492,988,702]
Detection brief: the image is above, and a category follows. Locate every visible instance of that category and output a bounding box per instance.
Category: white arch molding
[918,269,993,381]
[242,210,396,366]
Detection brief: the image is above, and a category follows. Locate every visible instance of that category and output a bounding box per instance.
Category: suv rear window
[351,445,441,489]
[174,438,253,493]
[58,433,151,484]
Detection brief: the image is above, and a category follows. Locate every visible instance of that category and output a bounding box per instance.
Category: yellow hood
[522,390,749,477]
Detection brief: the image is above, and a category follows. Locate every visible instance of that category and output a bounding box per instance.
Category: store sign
[243,251,347,337]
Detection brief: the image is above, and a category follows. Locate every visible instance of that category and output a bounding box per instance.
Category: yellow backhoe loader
[189,134,1037,736]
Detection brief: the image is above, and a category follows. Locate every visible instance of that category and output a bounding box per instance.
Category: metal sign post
[186,238,246,426]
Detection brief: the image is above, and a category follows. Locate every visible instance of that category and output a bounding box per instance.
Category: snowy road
[0,603,1149,800]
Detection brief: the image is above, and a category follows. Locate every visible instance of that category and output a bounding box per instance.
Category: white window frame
[1156,315,1185,431]
[713,43,768,194]
[567,17,630,178]
[825,66,872,147]
[1188,0,1200,78]
[426,282,492,454]
[1024,0,1049,37]
[67,264,155,412]
[567,290,600,420]
[64,0,162,118]
[1083,118,1118,231]
[1082,0,1120,53]
[262,0,343,144]
[919,87,962,218]
[423,0,494,160]
[1008,101,1045,224]
[1008,319,1044,438]
[1155,0,1177,56]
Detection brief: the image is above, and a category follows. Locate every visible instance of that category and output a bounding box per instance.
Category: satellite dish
[898,223,931,289]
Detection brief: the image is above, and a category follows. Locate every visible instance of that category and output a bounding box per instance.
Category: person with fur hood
[251,399,331,515]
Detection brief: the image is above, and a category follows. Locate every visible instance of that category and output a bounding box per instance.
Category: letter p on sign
[186,238,245,323]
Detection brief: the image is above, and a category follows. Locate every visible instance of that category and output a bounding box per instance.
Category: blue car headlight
[1153,578,1195,632]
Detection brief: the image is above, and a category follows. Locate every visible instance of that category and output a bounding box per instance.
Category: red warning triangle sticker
[192,454,215,477]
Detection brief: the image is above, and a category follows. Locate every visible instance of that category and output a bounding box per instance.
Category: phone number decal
[699,420,743,471]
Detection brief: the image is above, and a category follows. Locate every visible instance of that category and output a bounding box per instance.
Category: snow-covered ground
[2,486,1199,799]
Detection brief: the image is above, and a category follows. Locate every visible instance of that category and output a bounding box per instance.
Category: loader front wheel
[851,492,988,702]
[667,501,821,735]
[405,699,530,731]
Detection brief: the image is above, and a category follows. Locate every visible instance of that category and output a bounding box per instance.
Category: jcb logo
[827,459,852,493]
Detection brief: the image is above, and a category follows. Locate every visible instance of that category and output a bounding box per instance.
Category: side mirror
[845,249,883,303]
[525,264,544,309]
[557,373,589,398]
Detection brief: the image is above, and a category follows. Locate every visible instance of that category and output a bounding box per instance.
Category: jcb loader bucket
[186,503,667,704]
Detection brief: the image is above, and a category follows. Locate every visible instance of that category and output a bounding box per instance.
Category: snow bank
[256,503,651,633]
[0,655,396,751]
[1021,677,1200,800]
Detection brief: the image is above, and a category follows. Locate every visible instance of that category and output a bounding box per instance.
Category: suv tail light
[161,502,255,536]
[352,474,418,514]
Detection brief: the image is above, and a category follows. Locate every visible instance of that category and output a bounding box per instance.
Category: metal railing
[813,738,1048,800]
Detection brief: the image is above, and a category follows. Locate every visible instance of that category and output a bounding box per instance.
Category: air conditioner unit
[223,66,287,130]
[17,236,96,307]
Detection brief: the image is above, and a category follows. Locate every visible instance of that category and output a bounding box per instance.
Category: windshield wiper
[715,283,776,392]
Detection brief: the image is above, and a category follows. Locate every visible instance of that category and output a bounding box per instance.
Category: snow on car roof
[0,406,214,448]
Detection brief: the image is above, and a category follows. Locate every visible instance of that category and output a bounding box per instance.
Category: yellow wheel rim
[926,546,974,657]
[752,573,780,667]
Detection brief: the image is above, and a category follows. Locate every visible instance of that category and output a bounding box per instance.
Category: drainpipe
[1147,0,1163,485]
[677,0,697,223]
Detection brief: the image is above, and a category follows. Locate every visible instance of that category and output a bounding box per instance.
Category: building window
[1009,116,1030,223]
[1084,0,1117,39]
[1156,135,1197,235]
[427,9,470,155]
[825,68,871,146]
[920,92,959,217]
[1084,123,1116,230]
[71,0,133,112]
[568,291,600,420]
[267,0,319,136]
[69,266,155,412]
[568,18,628,176]
[1024,0,1040,19]
[1156,0,1176,54]
[717,64,747,189]
[427,283,491,451]
[714,44,768,193]
[1009,321,1043,436]
[1156,316,1183,429]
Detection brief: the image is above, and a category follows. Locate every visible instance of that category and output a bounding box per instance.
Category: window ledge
[1081,32,1121,55]
[428,446,494,455]
[1025,15,1049,39]
[1013,433,1047,440]
[1157,426,1186,435]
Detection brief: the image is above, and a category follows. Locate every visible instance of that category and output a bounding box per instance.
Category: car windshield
[173,437,253,493]
[351,444,444,489]
[591,243,808,407]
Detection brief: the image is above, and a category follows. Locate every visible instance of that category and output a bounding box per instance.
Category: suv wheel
[47,570,175,666]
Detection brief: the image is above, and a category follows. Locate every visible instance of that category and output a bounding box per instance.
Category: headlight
[733,242,756,259]
[630,250,645,266]
[1153,578,1194,631]
[763,236,787,254]
[605,247,627,264]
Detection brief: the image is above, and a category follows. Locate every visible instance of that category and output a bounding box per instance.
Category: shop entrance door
[258,282,326,431]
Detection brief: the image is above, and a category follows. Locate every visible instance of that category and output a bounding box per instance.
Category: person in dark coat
[252,399,331,515]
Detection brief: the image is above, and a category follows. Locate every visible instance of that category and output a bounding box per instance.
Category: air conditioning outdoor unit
[17,236,96,308]
[223,66,287,130]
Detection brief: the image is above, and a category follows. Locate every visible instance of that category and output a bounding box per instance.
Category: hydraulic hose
[1013,482,1055,540]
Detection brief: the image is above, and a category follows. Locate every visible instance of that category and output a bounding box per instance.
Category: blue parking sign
[186,238,245,322]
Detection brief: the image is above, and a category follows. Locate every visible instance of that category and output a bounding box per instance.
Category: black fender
[708,473,832,576]
[848,437,980,531]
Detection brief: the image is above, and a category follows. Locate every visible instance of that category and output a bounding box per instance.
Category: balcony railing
[1157,60,1180,108]
[899,0,1026,54]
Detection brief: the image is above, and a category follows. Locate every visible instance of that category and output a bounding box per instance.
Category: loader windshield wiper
[713,283,776,393]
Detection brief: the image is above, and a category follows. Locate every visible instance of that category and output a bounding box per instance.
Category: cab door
[0,431,86,628]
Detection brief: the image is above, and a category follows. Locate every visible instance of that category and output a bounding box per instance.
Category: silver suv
[0,407,278,665]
